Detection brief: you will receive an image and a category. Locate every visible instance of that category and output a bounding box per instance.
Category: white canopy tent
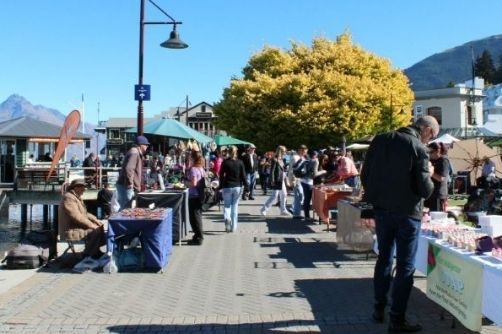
[430,133,460,144]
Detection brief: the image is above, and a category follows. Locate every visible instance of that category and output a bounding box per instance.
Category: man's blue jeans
[292,182,304,217]
[222,187,242,231]
[116,183,135,211]
[246,172,256,198]
[373,210,421,321]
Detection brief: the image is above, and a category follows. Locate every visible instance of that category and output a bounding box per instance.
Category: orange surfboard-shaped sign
[46,110,81,181]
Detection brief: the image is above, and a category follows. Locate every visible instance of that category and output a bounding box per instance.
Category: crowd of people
[56,115,502,333]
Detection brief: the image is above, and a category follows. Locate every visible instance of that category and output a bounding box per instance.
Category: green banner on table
[426,243,483,332]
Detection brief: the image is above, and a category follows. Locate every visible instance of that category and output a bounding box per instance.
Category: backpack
[293,159,308,178]
[22,230,57,260]
[2,244,48,269]
[197,173,215,205]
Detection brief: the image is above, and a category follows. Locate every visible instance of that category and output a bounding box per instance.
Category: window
[467,106,477,125]
[201,105,206,113]
[109,129,120,139]
[414,105,423,121]
[427,106,442,125]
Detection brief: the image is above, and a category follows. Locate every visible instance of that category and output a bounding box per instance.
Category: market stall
[107,208,173,272]
[336,200,375,252]
[136,189,189,245]
[418,223,502,331]
[311,183,352,230]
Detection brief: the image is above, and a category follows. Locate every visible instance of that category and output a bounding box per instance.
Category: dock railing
[15,163,121,192]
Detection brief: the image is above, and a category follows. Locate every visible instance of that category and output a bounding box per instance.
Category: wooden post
[21,204,28,223]
[43,205,49,226]
[52,205,59,232]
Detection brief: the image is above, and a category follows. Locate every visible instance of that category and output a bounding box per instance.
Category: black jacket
[219,158,248,190]
[269,158,285,190]
[361,126,433,220]
[242,153,259,173]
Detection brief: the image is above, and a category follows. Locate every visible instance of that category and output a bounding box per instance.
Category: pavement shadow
[105,278,453,333]
[105,277,474,334]
[259,237,372,268]
[265,216,317,235]
[106,319,384,333]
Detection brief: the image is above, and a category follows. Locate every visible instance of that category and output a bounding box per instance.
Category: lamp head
[160,25,188,49]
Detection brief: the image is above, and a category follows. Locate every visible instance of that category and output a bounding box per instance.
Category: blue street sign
[135,84,151,101]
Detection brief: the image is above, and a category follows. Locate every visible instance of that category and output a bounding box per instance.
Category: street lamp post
[388,94,408,130]
[137,0,188,136]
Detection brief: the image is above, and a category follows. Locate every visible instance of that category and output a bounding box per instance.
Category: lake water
[0,204,53,257]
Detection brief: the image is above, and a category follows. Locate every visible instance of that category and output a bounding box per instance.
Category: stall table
[417,235,502,331]
[336,200,375,252]
[136,188,188,245]
[107,208,172,271]
[312,185,352,231]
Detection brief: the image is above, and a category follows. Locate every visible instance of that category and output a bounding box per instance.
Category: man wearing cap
[242,144,258,200]
[58,179,106,258]
[116,135,150,210]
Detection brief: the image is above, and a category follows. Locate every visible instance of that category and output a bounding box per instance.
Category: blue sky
[1,0,502,125]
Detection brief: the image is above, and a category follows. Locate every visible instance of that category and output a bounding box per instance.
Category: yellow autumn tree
[213,33,413,150]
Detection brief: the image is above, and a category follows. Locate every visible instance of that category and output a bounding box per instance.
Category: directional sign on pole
[135,84,151,101]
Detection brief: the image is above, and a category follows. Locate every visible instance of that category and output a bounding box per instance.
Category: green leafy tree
[474,49,496,84]
[213,33,414,150]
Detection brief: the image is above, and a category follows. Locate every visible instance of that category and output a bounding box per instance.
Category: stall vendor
[58,179,106,258]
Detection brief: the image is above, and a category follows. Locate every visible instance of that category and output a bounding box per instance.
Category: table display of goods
[111,208,167,220]
[421,222,502,259]
[322,183,352,192]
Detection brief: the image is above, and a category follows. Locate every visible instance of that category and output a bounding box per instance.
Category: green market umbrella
[126,118,213,143]
[213,134,252,146]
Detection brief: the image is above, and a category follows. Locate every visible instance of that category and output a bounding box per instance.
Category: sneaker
[280,211,292,217]
[260,208,267,216]
[225,219,232,233]
[188,238,203,246]
[388,320,422,333]
[248,196,255,200]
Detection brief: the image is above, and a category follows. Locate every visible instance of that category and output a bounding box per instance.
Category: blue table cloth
[107,208,172,270]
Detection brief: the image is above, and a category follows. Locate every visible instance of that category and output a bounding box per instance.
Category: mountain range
[0,94,103,158]
[1,34,502,131]
[0,94,97,133]
[405,34,502,90]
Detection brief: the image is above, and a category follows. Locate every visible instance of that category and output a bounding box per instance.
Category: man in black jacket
[242,144,259,200]
[361,116,438,333]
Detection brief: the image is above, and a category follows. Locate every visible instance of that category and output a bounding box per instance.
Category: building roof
[484,114,502,135]
[0,116,90,139]
[439,126,499,139]
[105,117,154,128]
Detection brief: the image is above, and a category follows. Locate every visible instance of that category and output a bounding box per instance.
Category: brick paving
[0,193,501,333]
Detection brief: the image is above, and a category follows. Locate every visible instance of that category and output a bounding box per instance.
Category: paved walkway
[0,193,501,333]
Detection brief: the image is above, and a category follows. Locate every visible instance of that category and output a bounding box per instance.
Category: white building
[412,78,486,137]
[483,83,502,135]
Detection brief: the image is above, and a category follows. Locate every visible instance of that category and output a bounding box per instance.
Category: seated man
[97,182,114,218]
[58,179,106,258]
[82,152,97,188]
